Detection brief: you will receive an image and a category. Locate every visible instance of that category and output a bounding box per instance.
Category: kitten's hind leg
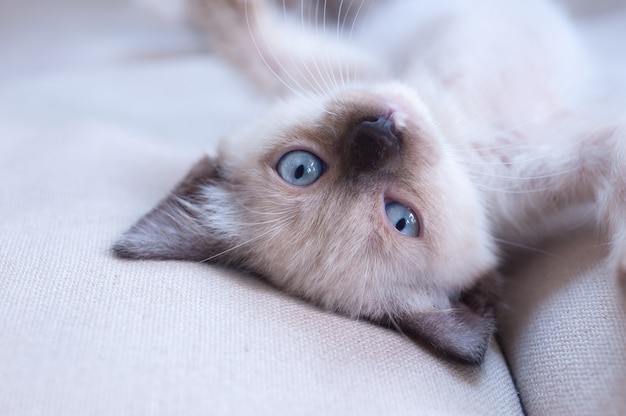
[188,0,387,96]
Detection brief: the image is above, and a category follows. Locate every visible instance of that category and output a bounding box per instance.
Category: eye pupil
[277,150,324,186]
[385,201,419,237]
[295,165,305,179]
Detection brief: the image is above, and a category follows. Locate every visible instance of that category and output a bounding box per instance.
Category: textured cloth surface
[1,1,626,415]
[499,229,626,416]
[0,2,523,415]
[0,102,521,416]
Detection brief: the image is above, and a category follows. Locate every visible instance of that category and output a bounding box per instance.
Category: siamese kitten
[115,0,626,364]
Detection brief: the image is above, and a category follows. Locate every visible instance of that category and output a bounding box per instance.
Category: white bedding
[1,1,625,414]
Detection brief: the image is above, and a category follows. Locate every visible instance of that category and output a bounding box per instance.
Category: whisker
[246,1,343,116]
[465,165,581,181]
[237,216,294,227]
[381,305,413,344]
[262,217,297,252]
[319,0,338,91]
[233,203,295,217]
[453,119,610,168]
[244,0,320,104]
[300,0,336,98]
[197,215,295,263]
[320,0,342,93]
[451,87,583,154]
[354,255,369,321]
[279,1,332,95]
[335,0,346,86]
[290,0,328,96]
[346,0,367,83]
[494,238,564,260]
[472,183,566,194]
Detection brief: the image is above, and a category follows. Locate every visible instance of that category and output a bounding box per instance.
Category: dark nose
[349,116,401,173]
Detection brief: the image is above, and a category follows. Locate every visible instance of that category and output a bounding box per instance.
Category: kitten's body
[117,0,626,363]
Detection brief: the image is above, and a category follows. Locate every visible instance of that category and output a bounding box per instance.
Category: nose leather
[349,116,401,173]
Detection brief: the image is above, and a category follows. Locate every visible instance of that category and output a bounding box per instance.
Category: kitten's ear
[391,272,501,365]
[113,156,230,262]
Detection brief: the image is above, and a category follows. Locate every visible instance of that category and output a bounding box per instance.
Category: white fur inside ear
[197,185,246,240]
[133,0,188,24]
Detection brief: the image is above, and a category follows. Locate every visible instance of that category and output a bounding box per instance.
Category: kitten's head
[114,82,499,364]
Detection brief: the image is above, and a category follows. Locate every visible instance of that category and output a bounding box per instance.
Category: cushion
[0,2,522,414]
[499,228,626,415]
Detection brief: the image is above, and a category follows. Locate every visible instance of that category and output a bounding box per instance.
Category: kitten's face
[219,82,496,309]
[115,82,499,363]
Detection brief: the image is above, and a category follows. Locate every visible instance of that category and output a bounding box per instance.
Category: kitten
[115,0,626,364]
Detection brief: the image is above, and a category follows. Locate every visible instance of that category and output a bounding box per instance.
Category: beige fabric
[0,123,522,415]
[0,2,523,414]
[1,0,625,415]
[499,229,626,415]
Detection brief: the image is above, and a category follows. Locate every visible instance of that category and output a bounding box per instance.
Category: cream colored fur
[117,0,626,363]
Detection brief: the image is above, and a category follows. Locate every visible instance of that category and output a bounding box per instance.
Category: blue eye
[385,202,419,237]
[277,150,324,186]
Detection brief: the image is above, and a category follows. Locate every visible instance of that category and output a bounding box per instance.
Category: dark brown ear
[389,272,501,365]
[113,156,233,262]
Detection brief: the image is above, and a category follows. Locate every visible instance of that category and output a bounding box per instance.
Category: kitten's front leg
[483,116,626,281]
[575,122,626,280]
[188,0,387,96]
